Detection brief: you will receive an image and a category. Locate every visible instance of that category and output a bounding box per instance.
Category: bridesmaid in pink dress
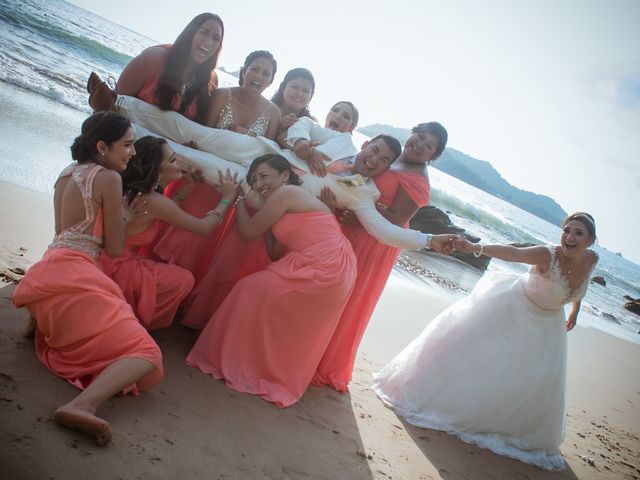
[150,50,281,283]
[313,121,449,392]
[116,13,227,267]
[180,100,358,329]
[186,154,356,407]
[99,136,239,330]
[12,112,163,446]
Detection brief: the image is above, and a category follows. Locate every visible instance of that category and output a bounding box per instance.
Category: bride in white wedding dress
[372,212,599,470]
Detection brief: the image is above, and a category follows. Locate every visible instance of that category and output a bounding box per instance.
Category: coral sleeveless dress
[186,212,357,408]
[100,220,194,330]
[313,169,430,392]
[12,164,163,394]
[135,45,222,269]
[180,207,271,330]
[149,93,272,283]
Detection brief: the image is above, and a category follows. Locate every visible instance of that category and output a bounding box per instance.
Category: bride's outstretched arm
[454,239,551,266]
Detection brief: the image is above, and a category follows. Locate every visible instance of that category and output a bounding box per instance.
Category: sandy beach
[1,182,638,480]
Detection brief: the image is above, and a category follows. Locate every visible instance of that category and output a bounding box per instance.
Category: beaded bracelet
[219,198,230,207]
[234,194,247,207]
[473,245,485,258]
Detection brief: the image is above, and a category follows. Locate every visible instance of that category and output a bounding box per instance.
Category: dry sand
[1,181,639,480]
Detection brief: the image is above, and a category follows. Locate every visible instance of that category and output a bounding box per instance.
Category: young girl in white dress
[372,212,599,470]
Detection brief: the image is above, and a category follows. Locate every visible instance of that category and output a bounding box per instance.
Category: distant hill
[357,124,567,226]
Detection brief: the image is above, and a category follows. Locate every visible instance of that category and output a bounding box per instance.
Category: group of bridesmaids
[14,11,600,471]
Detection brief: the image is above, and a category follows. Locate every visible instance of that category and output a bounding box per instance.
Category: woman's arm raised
[236,186,296,241]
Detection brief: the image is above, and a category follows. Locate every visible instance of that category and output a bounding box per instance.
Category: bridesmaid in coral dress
[313,122,449,392]
[180,100,357,329]
[116,13,226,267]
[186,154,356,407]
[12,112,163,446]
[149,50,281,283]
[99,136,239,330]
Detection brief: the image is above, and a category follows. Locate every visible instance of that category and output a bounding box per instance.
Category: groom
[117,95,449,251]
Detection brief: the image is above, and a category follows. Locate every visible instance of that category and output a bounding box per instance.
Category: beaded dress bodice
[49,163,104,257]
[215,89,270,136]
[523,245,595,311]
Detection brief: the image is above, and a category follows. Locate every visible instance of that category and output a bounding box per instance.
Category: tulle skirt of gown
[13,248,163,394]
[372,272,567,471]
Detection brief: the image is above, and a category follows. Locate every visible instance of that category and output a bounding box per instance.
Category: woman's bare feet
[54,404,112,446]
[21,316,36,339]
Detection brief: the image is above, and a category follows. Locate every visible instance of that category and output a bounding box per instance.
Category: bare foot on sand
[54,404,112,446]
[21,316,36,339]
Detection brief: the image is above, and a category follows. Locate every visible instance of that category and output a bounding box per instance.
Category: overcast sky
[70,0,640,263]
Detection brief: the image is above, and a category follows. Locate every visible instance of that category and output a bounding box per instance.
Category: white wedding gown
[372,245,596,471]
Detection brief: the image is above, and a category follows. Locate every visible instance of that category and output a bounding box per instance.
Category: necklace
[180,81,194,96]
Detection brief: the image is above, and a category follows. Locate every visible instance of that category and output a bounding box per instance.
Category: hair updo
[246,154,302,187]
[121,136,168,203]
[70,112,131,163]
[239,50,277,86]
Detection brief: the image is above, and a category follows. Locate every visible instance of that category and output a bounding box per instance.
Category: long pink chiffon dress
[186,211,357,407]
[134,46,224,272]
[12,163,163,394]
[180,210,271,330]
[100,221,194,330]
[313,169,430,392]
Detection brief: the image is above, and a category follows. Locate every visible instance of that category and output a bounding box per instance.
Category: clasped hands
[294,139,331,177]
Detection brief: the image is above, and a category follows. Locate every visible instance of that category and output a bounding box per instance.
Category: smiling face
[157,143,184,186]
[252,162,289,198]
[241,58,275,95]
[99,127,135,172]
[282,77,313,114]
[560,219,594,258]
[402,132,440,164]
[353,138,396,177]
[325,102,355,132]
[189,18,223,65]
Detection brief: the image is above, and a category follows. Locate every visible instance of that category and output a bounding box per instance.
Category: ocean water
[1,0,639,343]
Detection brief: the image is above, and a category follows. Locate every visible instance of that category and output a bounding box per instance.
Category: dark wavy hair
[271,68,315,118]
[563,212,597,244]
[156,13,224,122]
[70,112,131,163]
[412,121,448,162]
[330,101,359,130]
[246,154,302,188]
[121,136,167,203]
[370,134,403,163]
[238,50,277,86]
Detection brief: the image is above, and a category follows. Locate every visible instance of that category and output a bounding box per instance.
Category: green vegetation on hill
[358,124,567,226]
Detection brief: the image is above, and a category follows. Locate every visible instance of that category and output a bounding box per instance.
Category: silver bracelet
[425,233,433,249]
[473,245,485,258]
[206,210,224,224]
